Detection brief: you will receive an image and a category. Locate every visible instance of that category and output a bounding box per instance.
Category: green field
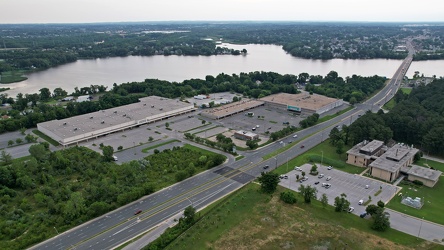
[166,184,437,250]
[416,158,444,172]
[267,139,364,175]
[387,178,444,225]
[0,70,28,83]
[383,88,412,110]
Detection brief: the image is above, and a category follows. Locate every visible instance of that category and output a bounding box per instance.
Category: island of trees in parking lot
[2,22,444,82]
[0,143,225,249]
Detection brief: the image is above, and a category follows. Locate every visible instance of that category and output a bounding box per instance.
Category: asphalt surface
[28,42,444,249]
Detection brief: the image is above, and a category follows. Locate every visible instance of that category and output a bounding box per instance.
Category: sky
[1,0,443,24]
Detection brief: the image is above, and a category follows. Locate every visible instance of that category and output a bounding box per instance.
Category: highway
[30,45,420,249]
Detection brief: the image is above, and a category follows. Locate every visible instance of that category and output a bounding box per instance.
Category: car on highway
[300,145,305,148]
[293,134,298,138]
[134,210,142,215]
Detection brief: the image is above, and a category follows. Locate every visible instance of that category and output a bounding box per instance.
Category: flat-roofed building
[234,130,259,141]
[260,92,343,115]
[346,140,385,167]
[200,100,264,120]
[369,144,418,182]
[37,96,196,146]
[405,165,442,187]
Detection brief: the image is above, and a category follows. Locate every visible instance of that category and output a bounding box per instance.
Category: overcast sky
[1,0,443,24]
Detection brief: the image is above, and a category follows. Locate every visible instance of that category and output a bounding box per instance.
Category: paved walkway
[423,155,444,164]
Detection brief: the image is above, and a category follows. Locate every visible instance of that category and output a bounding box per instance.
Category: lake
[3,43,444,96]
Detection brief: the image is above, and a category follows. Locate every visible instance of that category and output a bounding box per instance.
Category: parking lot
[279,163,401,216]
[218,106,305,135]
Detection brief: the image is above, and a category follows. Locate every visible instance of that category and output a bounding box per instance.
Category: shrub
[412,180,423,186]
[280,191,297,204]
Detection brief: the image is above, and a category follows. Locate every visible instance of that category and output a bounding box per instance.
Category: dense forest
[0,144,225,249]
[1,22,444,76]
[304,71,387,103]
[0,71,299,133]
[332,79,444,156]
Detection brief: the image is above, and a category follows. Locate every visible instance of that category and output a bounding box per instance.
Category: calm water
[3,43,444,96]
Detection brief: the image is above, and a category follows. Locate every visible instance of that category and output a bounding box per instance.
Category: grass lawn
[415,158,444,172]
[401,88,412,94]
[317,106,353,124]
[167,184,437,250]
[268,139,364,175]
[0,70,28,83]
[386,177,444,225]
[32,129,60,146]
[141,139,180,153]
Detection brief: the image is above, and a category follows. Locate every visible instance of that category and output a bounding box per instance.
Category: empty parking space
[218,106,305,134]
[280,163,400,215]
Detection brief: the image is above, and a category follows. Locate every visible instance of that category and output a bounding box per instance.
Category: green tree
[148,136,154,142]
[320,193,329,208]
[183,205,196,225]
[165,122,169,128]
[371,209,390,231]
[202,120,206,124]
[366,204,382,216]
[257,172,280,194]
[29,143,49,161]
[334,193,350,212]
[102,145,114,162]
[246,140,259,149]
[377,200,385,208]
[336,139,345,154]
[8,140,14,146]
[0,150,13,165]
[310,164,318,174]
[298,184,317,203]
[25,134,37,143]
[39,87,52,101]
[280,191,297,204]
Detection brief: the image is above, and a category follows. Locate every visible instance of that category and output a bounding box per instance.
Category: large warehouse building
[200,100,264,120]
[37,96,196,146]
[260,92,343,115]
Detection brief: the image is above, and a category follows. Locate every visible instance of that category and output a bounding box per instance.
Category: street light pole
[273,157,277,169]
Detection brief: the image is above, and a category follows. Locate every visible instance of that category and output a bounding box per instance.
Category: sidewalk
[423,155,444,164]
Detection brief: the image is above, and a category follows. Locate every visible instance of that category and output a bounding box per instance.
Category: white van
[358,199,364,205]
[112,155,118,161]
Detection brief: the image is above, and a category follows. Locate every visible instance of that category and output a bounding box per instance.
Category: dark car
[300,145,305,148]
[263,165,269,169]
[134,210,142,215]
[314,181,320,185]
[360,212,367,218]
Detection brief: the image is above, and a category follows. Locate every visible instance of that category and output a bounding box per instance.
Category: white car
[293,134,298,138]
[358,199,364,205]
[348,207,355,213]
[326,176,331,181]
[294,167,302,171]
[327,166,333,170]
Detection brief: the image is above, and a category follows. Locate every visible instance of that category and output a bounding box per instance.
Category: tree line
[329,79,444,156]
